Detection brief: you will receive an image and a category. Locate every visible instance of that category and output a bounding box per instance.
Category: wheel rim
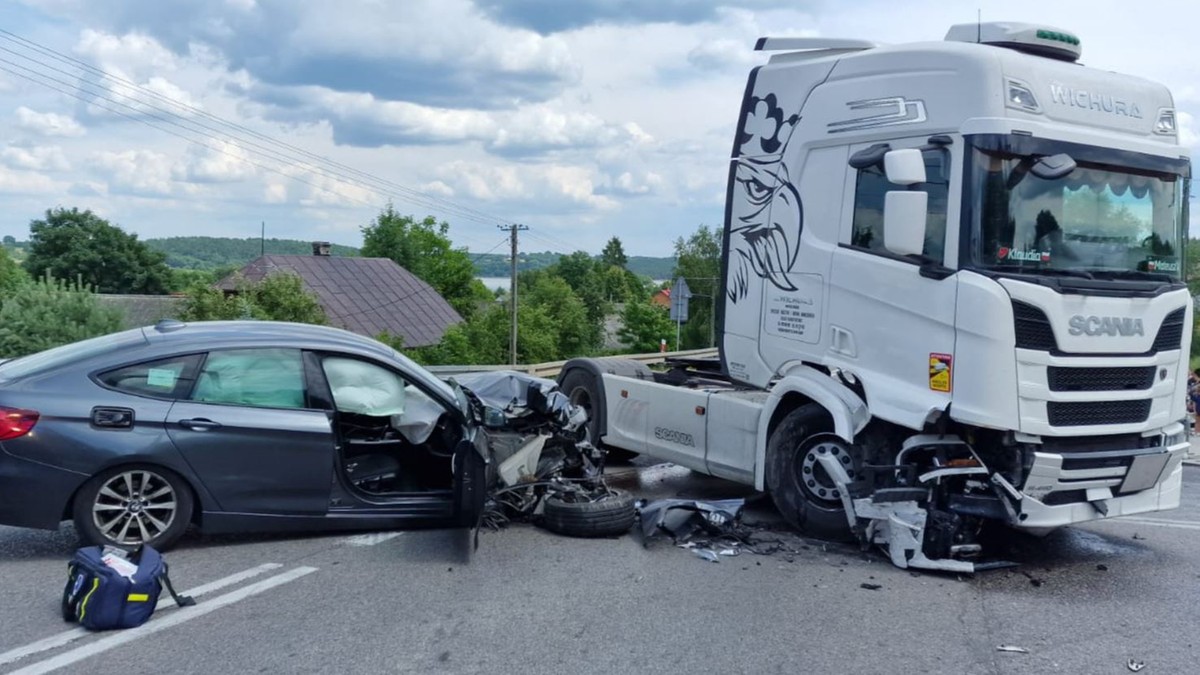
[92,470,177,545]
[568,386,594,442]
[797,439,855,506]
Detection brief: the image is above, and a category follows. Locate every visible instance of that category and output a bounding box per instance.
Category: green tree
[672,224,722,349]
[168,268,217,293]
[361,204,491,320]
[619,299,675,352]
[25,207,173,294]
[0,246,28,295]
[0,276,123,357]
[180,272,326,324]
[601,236,628,268]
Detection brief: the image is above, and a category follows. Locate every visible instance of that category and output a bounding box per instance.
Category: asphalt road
[1,462,1198,674]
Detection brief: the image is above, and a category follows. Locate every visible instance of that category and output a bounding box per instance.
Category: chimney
[312,241,331,256]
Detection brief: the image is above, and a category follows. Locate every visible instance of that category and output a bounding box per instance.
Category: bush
[0,277,123,358]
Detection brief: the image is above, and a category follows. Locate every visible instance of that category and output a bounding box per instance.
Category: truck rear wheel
[559,368,637,462]
[766,405,857,542]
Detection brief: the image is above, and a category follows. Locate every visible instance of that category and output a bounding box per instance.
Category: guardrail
[425,347,720,379]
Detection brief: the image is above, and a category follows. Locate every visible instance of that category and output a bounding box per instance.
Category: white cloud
[1178,111,1198,149]
[263,182,287,204]
[89,149,176,196]
[0,145,70,171]
[433,160,618,211]
[0,166,64,194]
[173,140,255,183]
[14,107,85,137]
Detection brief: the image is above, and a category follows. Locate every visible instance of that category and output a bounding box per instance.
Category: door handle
[179,418,222,431]
[92,407,134,429]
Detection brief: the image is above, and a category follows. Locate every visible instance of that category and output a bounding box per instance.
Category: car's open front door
[453,429,489,527]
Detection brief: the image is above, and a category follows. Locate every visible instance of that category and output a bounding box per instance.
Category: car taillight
[0,407,39,440]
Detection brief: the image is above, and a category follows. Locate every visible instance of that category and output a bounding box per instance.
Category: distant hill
[144,237,360,269]
[3,235,677,278]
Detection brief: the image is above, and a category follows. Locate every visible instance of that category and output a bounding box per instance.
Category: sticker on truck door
[929,353,952,392]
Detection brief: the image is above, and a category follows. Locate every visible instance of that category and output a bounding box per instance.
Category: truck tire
[559,367,638,462]
[541,489,637,538]
[766,405,857,542]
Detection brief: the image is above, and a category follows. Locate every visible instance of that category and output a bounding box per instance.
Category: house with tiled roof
[216,242,462,347]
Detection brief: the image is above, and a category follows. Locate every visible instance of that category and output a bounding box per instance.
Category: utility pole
[498,223,528,365]
[260,221,265,256]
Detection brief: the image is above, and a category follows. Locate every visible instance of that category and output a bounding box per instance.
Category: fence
[424,347,719,379]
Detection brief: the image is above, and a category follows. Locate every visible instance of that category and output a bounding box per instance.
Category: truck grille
[1151,307,1186,352]
[1013,302,1057,351]
[1047,400,1152,427]
[1014,303,1186,354]
[1047,366,1156,392]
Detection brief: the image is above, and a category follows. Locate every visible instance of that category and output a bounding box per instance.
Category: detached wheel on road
[541,488,637,538]
[766,405,858,542]
[72,465,193,551]
[560,368,637,462]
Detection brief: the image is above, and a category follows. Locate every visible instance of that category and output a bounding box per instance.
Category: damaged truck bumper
[827,432,1189,574]
[1013,439,1187,532]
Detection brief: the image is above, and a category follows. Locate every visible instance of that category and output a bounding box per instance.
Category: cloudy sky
[0,0,1196,257]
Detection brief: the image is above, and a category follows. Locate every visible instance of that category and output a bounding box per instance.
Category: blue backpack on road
[60,545,195,630]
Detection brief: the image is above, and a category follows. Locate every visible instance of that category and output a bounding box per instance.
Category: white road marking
[9,566,318,675]
[343,531,403,546]
[1105,516,1200,531]
[0,562,284,667]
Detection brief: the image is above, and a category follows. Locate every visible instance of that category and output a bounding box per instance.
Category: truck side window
[850,148,949,262]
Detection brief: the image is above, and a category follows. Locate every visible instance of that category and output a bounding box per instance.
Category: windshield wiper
[989,264,1094,279]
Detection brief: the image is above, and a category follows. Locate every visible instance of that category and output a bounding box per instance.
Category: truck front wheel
[766,404,857,542]
[560,368,637,462]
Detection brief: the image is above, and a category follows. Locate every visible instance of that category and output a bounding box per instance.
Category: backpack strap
[159,562,196,608]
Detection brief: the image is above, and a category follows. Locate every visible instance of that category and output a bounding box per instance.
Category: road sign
[669,277,691,322]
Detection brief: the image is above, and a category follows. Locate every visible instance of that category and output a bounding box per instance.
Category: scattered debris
[1127,658,1146,672]
[996,645,1030,654]
[1020,570,1044,587]
[636,498,746,542]
[1096,564,1109,572]
[692,548,720,563]
[859,582,882,590]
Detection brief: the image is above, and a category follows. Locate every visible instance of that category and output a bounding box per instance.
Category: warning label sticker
[929,353,952,392]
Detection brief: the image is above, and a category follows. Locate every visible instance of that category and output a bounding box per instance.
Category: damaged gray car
[0,321,632,550]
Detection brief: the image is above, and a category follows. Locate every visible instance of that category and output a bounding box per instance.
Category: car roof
[142,320,396,359]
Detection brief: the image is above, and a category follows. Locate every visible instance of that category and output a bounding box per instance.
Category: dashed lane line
[9,566,318,675]
[0,562,284,668]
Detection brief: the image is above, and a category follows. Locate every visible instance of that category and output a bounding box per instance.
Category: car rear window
[0,328,147,381]
[97,354,203,399]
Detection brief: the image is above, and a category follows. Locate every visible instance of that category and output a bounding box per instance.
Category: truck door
[826,137,958,427]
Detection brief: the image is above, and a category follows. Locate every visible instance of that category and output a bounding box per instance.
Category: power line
[0,29,514,229]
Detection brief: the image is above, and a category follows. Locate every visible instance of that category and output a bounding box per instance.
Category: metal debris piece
[1127,659,1146,672]
[636,498,746,542]
[996,645,1029,654]
[692,548,720,563]
[859,583,882,590]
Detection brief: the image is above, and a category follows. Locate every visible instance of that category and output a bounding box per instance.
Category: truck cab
[561,22,1192,571]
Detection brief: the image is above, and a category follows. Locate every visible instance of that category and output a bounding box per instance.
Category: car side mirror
[883,191,928,257]
[883,148,927,185]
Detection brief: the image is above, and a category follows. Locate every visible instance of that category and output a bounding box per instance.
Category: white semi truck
[559,22,1193,571]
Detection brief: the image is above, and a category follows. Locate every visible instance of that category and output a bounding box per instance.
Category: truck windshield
[968,137,1188,280]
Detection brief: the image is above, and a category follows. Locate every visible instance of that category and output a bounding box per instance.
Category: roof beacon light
[945,21,1082,62]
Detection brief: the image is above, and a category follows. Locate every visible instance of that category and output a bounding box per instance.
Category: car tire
[559,368,638,462]
[765,404,858,543]
[72,465,194,551]
[541,489,637,538]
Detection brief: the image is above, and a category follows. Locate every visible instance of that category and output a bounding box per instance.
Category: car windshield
[0,328,146,381]
[970,143,1186,280]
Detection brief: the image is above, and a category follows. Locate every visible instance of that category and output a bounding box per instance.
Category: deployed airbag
[323,357,406,417]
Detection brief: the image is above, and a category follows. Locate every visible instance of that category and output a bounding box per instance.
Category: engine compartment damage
[456,371,635,537]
